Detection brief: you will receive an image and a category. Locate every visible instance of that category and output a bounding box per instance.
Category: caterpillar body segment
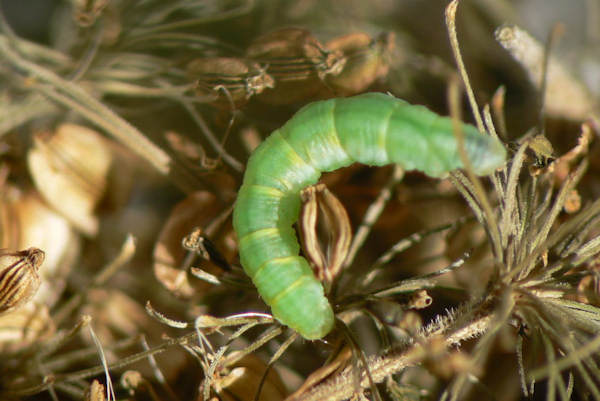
[233,92,506,339]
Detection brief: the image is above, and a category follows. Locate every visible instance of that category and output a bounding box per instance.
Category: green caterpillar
[233,92,506,339]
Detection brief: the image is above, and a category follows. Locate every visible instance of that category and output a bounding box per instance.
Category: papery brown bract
[27,124,113,236]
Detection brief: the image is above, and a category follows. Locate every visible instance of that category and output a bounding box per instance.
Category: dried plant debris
[27,124,113,236]
[1,1,600,401]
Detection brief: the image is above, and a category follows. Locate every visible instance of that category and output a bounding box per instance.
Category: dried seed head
[187,57,275,108]
[526,134,555,171]
[508,134,556,175]
[324,31,395,95]
[0,247,44,315]
[299,183,352,287]
[407,290,433,310]
[182,227,209,259]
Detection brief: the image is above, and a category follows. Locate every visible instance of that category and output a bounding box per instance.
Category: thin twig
[445,1,484,132]
[287,306,493,401]
[344,165,404,268]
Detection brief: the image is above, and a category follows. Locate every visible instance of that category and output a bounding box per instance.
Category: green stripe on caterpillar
[233,92,506,339]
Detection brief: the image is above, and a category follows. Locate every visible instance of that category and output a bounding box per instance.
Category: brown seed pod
[299,183,352,287]
[247,28,346,104]
[324,32,395,95]
[0,247,44,315]
[187,57,275,109]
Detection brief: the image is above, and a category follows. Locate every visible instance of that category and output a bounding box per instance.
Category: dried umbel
[27,123,113,236]
[0,247,45,315]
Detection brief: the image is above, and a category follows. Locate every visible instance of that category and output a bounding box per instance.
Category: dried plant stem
[0,36,202,193]
[0,36,169,171]
[2,331,200,397]
[177,97,244,172]
[36,315,92,361]
[288,307,493,401]
[0,94,58,136]
[370,251,470,298]
[445,1,484,132]
[344,165,405,268]
[127,0,256,37]
[42,336,144,372]
[445,9,503,260]
[88,324,117,401]
[369,217,468,274]
[529,332,600,381]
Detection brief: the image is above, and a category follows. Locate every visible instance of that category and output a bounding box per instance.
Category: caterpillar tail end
[270,279,335,340]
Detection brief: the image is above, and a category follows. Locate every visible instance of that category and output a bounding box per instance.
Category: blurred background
[0,1,598,400]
